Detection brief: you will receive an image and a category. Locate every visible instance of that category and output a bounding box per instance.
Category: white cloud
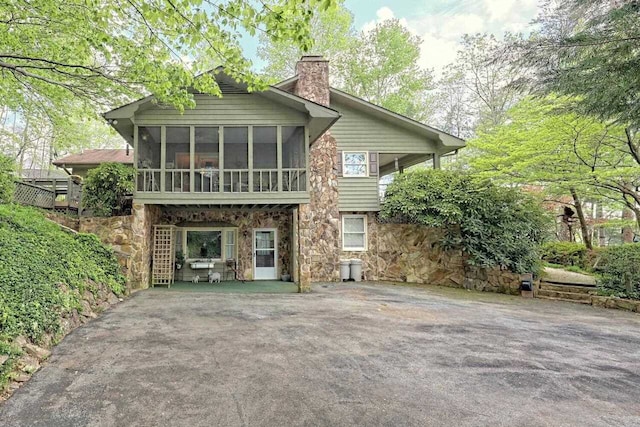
[439,14,486,37]
[484,0,538,23]
[376,6,395,21]
[361,2,541,76]
[362,6,411,33]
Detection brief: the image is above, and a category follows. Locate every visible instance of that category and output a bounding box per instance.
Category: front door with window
[253,229,277,280]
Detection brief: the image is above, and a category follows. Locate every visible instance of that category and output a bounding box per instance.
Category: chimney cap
[299,55,328,62]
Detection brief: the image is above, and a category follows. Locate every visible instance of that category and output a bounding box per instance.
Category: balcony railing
[283,168,306,192]
[223,169,249,193]
[165,169,190,192]
[254,169,278,192]
[138,169,161,192]
[137,167,308,195]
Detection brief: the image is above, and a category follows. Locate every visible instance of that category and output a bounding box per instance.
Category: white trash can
[340,260,351,281]
[350,259,363,282]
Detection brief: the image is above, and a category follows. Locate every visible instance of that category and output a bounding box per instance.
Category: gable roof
[103,68,341,144]
[52,149,133,167]
[274,75,465,149]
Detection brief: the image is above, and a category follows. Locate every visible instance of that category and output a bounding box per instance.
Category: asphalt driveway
[1,283,640,427]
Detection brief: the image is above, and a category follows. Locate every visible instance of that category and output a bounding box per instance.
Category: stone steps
[537,289,593,301]
[537,280,597,304]
[536,295,592,304]
[539,282,595,294]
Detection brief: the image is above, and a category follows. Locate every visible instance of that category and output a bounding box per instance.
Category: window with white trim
[343,152,368,177]
[342,215,367,251]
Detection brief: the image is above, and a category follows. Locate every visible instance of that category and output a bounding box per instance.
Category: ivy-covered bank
[0,204,126,396]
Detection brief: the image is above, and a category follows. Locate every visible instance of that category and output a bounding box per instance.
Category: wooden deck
[14,177,82,212]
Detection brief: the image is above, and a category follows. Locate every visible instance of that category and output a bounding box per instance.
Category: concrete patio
[1,282,639,426]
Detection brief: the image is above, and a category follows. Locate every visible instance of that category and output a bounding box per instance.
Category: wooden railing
[14,181,56,208]
[223,169,249,193]
[254,169,278,192]
[137,169,161,192]
[137,167,308,194]
[165,169,190,192]
[282,168,306,192]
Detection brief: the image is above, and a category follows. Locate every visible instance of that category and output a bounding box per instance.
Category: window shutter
[369,152,378,176]
[336,151,343,177]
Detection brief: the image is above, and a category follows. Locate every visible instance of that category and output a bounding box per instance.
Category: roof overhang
[103,70,341,144]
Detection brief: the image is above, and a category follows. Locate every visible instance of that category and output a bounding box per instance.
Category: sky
[244,0,541,75]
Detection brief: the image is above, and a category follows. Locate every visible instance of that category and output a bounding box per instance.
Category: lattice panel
[152,225,176,287]
[14,182,55,208]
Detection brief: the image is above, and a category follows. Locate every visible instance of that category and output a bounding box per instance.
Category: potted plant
[175,250,185,270]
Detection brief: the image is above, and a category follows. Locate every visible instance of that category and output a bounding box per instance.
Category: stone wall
[294,56,341,291]
[342,213,521,295]
[79,214,134,286]
[130,204,161,289]
[161,209,292,281]
[79,203,160,290]
[45,211,80,231]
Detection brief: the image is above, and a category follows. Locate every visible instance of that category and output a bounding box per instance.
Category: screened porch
[135,125,309,204]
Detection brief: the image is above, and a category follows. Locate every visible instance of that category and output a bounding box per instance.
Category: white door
[253,229,277,280]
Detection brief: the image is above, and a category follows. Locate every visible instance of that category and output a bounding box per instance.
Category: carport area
[1,282,639,426]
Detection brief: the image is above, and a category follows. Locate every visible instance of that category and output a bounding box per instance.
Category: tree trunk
[596,203,606,246]
[622,208,635,243]
[570,188,592,249]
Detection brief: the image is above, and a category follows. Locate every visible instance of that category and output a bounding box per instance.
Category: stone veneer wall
[79,203,161,290]
[342,212,521,295]
[79,214,134,286]
[160,209,292,281]
[294,57,341,291]
[131,204,162,288]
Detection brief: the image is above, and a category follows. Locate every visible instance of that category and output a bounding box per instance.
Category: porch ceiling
[379,153,433,176]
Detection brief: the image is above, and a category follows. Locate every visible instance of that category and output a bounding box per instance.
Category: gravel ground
[1,282,639,427]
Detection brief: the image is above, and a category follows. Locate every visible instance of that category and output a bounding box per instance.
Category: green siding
[337,177,380,211]
[135,94,307,126]
[331,100,439,212]
[329,100,438,153]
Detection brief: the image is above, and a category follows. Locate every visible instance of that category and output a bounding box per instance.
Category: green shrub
[380,169,552,273]
[541,242,588,269]
[0,154,16,203]
[82,162,134,216]
[596,244,640,299]
[0,204,126,387]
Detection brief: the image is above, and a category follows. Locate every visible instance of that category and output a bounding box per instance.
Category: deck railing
[253,169,278,192]
[14,181,56,208]
[282,168,306,192]
[223,169,250,193]
[137,167,309,194]
[137,169,161,192]
[165,169,190,192]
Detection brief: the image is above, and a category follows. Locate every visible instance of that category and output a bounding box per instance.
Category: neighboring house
[52,148,133,177]
[104,56,465,290]
[20,168,68,180]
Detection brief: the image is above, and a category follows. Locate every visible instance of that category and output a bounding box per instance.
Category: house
[52,148,133,177]
[103,56,465,291]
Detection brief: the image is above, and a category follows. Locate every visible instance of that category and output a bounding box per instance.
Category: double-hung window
[342,215,367,251]
[343,152,368,177]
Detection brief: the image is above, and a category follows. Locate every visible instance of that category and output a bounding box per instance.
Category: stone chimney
[292,55,341,291]
[294,55,330,106]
